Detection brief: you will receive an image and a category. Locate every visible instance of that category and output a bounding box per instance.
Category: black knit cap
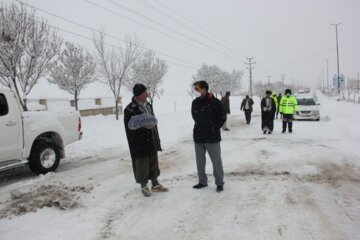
[133,83,147,96]
[265,90,272,95]
[285,89,292,95]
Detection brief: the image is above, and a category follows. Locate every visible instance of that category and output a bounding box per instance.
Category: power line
[16,0,280,76]
[148,0,279,77]
[133,0,247,58]
[150,0,283,76]
[149,0,250,57]
[59,25,198,70]
[83,0,245,66]
[103,0,245,63]
[82,0,221,59]
[13,8,199,70]
[16,0,202,69]
[58,27,199,70]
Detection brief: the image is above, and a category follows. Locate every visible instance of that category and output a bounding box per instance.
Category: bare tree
[253,82,267,100]
[191,64,242,97]
[48,42,96,110]
[192,64,222,95]
[228,70,243,92]
[0,3,61,110]
[127,50,168,105]
[93,31,140,120]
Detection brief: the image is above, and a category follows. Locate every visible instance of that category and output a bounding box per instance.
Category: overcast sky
[2,0,360,98]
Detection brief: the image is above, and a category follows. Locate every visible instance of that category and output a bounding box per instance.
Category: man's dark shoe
[216,185,224,192]
[193,183,208,189]
[289,130,293,133]
[281,130,286,134]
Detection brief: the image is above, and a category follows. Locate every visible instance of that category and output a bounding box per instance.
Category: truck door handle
[6,121,16,126]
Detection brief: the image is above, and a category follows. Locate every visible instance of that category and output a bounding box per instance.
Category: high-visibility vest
[279,95,299,114]
[271,95,278,107]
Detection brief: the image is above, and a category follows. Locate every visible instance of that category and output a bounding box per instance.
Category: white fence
[26,97,122,116]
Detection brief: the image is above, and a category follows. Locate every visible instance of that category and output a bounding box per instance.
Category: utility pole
[266,75,271,87]
[281,74,285,92]
[331,23,342,94]
[326,58,329,92]
[245,57,255,96]
[357,72,360,93]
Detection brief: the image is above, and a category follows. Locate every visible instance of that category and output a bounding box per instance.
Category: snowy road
[0,94,360,240]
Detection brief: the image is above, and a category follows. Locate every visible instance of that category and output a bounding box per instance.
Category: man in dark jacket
[191,81,227,192]
[124,83,168,197]
[240,95,254,124]
[276,93,283,119]
[261,90,277,134]
[221,91,231,131]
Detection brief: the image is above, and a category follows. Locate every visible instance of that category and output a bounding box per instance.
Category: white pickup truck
[0,89,83,174]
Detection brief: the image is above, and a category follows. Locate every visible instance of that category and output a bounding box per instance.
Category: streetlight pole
[331,23,342,95]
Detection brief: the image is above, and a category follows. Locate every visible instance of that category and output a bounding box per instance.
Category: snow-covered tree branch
[0,3,61,111]
[126,50,168,105]
[48,42,96,110]
[93,31,141,120]
[191,64,242,97]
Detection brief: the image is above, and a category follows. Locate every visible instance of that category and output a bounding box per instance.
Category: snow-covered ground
[0,92,360,240]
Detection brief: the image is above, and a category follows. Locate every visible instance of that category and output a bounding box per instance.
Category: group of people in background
[259,89,299,134]
[123,81,299,197]
[221,88,299,135]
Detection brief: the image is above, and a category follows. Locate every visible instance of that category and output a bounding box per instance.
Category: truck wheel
[28,140,61,175]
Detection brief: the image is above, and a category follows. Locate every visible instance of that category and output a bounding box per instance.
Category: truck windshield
[297,98,316,106]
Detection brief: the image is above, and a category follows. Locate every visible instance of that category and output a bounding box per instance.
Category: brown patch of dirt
[0,183,93,219]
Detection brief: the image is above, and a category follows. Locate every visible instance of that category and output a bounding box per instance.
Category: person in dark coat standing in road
[221,91,231,131]
[276,93,283,119]
[240,95,254,124]
[124,83,168,197]
[191,81,227,192]
[261,90,277,134]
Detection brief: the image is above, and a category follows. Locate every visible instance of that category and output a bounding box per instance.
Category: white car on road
[294,94,320,121]
[0,89,83,174]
